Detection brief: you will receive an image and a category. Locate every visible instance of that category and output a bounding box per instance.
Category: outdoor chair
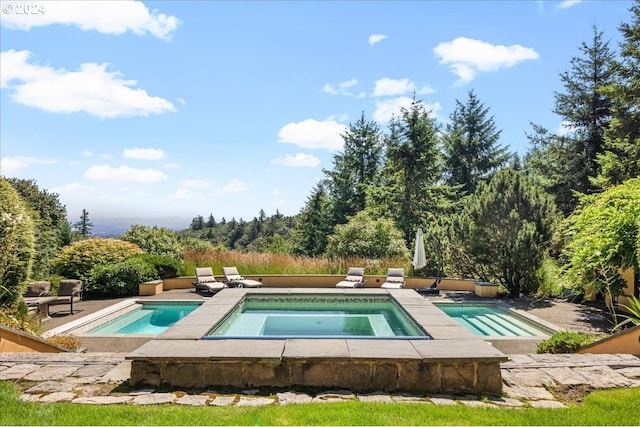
[192,267,227,294]
[222,267,263,288]
[48,279,83,315]
[335,267,367,288]
[24,281,52,297]
[380,268,406,289]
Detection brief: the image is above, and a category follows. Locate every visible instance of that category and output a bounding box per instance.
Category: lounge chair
[380,268,405,289]
[193,267,227,294]
[48,279,83,315]
[335,267,367,288]
[222,267,263,288]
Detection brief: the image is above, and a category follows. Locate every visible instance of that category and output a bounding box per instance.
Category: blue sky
[0,0,632,224]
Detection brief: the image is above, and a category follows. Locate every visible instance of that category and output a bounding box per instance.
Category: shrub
[46,335,81,351]
[0,179,35,307]
[86,258,157,298]
[132,253,181,279]
[536,331,595,354]
[53,238,143,281]
[120,225,182,259]
[325,211,410,259]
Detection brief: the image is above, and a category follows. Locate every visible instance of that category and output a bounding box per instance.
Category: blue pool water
[434,303,553,337]
[87,302,200,335]
[205,294,428,338]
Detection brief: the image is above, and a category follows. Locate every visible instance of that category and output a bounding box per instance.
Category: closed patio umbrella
[412,227,427,271]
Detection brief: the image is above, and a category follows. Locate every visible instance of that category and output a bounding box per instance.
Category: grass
[182,249,412,276]
[1,382,639,425]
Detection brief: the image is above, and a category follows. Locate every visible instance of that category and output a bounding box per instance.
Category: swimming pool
[87,301,201,335]
[205,293,428,338]
[433,302,555,337]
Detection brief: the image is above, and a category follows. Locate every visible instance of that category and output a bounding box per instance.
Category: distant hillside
[91,217,190,238]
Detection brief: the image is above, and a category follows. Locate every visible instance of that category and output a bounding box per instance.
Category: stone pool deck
[2,352,639,408]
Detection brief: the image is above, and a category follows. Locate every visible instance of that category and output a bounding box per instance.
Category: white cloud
[273,153,321,168]
[372,97,442,123]
[372,78,435,97]
[0,156,57,175]
[434,37,539,85]
[123,148,165,160]
[0,0,179,40]
[557,0,582,9]
[222,178,248,194]
[1,49,176,118]
[51,181,95,195]
[278,119,347,151]
[322,79,364,97]
[84,165,168,183]
[369,34,388,46]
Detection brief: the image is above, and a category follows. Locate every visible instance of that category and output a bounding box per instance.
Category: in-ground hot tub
[127,288,508,394]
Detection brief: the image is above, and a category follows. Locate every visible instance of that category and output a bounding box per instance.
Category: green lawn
[1,382,638,425]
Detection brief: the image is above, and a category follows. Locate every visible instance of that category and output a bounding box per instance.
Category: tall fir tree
[323,112,383,226]
[73,209,93,239]
[597,0,640,186]
[526,25,615,214]
[291,184,334,256]
[442,90,510,195]
[373,95,451,243]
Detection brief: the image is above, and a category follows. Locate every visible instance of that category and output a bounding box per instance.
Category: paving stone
[358,393,393,403]
[502,385,555,400]
[276,391,313,404]
[129,388,155,395]
[312,391,355,402]
[23,365,81,381]
[615,366,640,379]
[236,396,276,406]
[98,361,131,384]
[20,393,41,402]
[541,366,590,386]
[0,363,40,380]
[175,395,210,406]
[502,368,555,387]
[209,396,236,406]
[528,399,567,408]
[391,395,430,403]
[502,354,537,367]
[132,393,177,405]
[72,364,114,378]
[64,376,105,385]
[573,366,638,389]
[429,397,457,405]
[25,381,75,393]
[487,397,525,407]
[460,399,493,407]
[74,384,113,397]
[73,396,133,405]
[39,392,77,403]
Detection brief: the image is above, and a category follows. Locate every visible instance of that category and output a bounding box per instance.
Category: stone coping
[127,288,508,362]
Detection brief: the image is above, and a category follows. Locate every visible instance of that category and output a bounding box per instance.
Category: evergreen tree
[373,95,452,243]
[442,90,510,194]
[449,169,559,297]
[526,25,615,214]
[206,214,216,228]
[597,1,640,186]
[190,215,205,230]
[324,112,383,226]
[291,184,333,256]
[73,209,93,239]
